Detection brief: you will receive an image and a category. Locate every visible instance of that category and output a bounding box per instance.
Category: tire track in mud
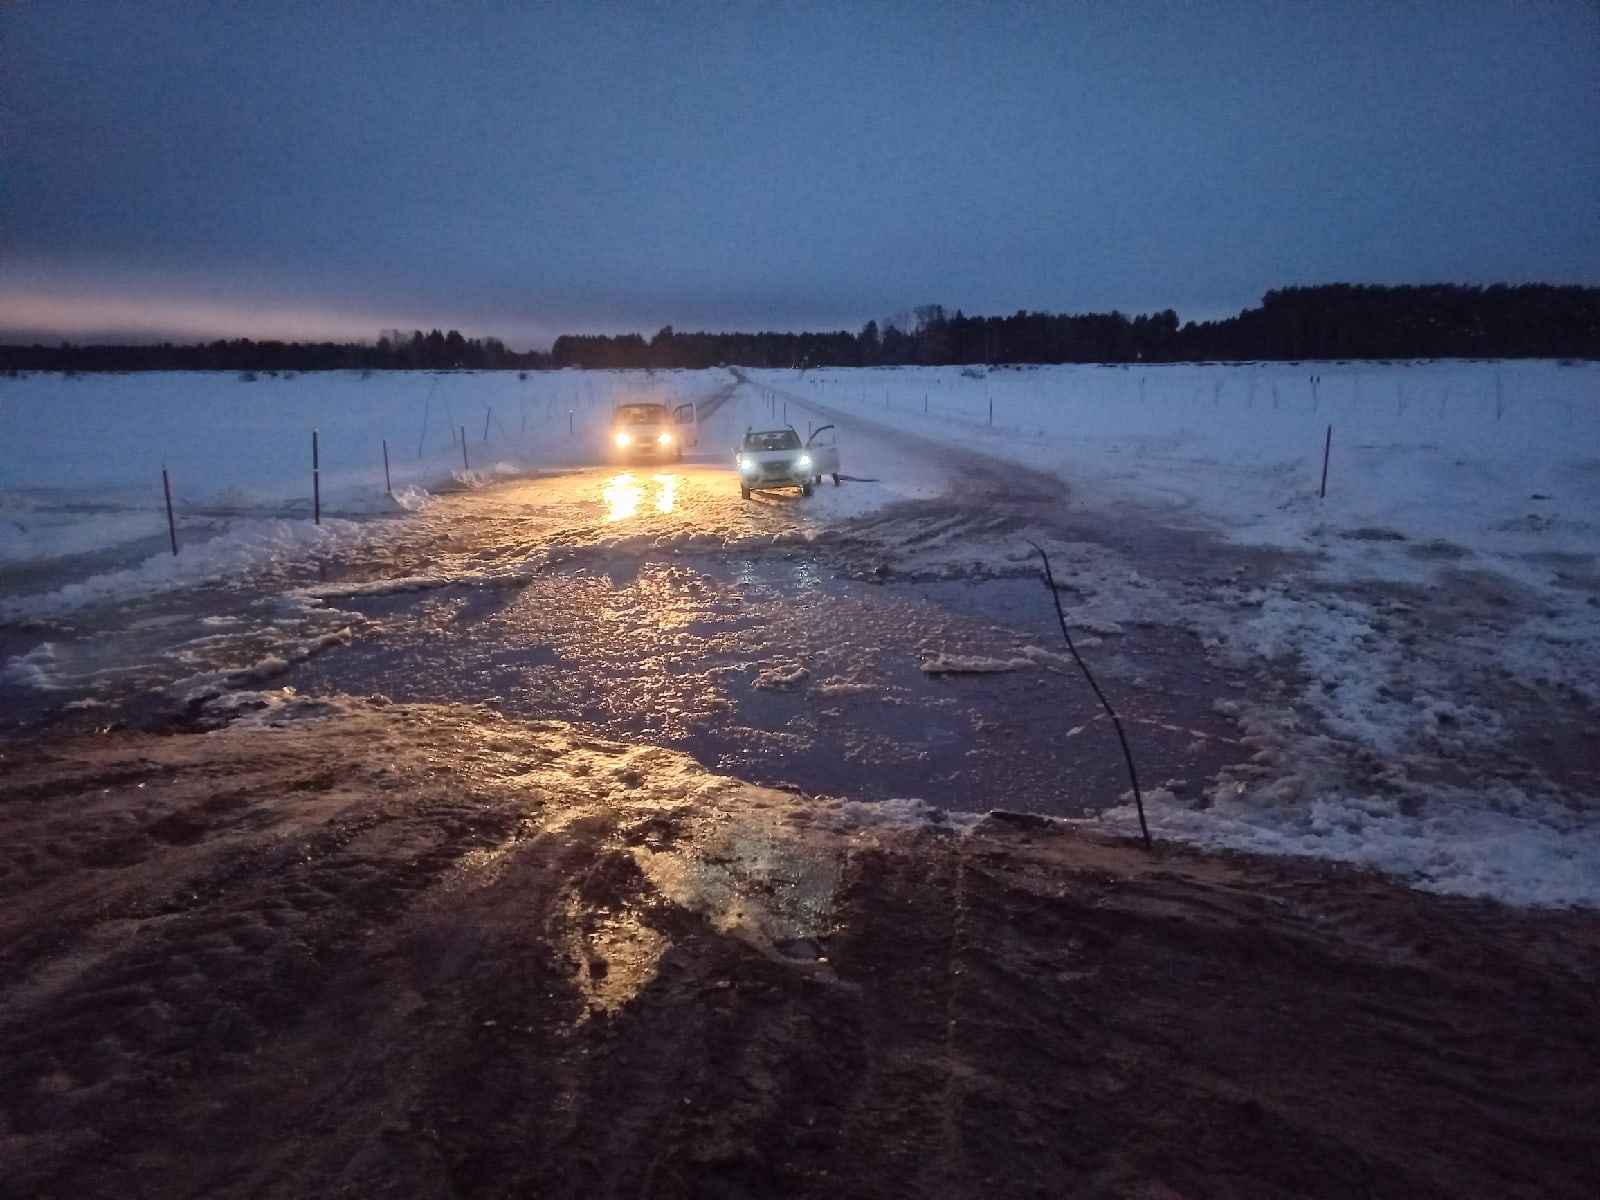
[0,713,542,1195]
[2,705,1599,1198]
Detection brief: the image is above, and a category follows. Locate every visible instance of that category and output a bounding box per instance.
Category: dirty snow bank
[1092,779,1600,909]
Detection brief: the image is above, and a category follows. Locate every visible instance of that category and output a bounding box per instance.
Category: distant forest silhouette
[3,284,1595,373]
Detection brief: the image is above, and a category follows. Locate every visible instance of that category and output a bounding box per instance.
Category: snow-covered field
[2,362,1597,906]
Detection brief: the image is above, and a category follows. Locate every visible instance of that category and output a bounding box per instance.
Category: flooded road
[275,462,1256,817]
[3,419,1273,819]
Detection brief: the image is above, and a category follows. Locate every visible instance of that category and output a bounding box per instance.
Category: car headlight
[615,432,631,448]
[797,455,812,469]
[738,457,756,472]
[658,432,672,444]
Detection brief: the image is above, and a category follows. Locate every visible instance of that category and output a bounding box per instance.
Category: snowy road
[4,366,1597,906]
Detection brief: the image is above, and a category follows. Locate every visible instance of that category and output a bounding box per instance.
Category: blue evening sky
[2,1,1595,349]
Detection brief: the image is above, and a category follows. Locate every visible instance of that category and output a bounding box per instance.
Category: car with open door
[735,426,840,498]
[610,401,691,462]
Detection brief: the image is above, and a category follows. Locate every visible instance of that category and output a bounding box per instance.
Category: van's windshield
[614,404,669,424]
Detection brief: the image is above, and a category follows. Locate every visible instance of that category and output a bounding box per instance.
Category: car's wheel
[675,448,683,463]
[831,473,840,486]
[814,474,822,484]
[801,482,813,497]
[740,486,751,500]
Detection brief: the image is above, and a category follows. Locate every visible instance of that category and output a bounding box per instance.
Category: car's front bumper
[614,437,676,458]
[739,459,811,488]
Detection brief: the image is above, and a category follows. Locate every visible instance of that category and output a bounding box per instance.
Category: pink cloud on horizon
[0,284,558,349]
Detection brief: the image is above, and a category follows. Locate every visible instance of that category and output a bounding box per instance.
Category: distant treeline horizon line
[3,283,1595,373]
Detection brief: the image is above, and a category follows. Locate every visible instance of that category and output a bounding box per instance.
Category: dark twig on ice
[1029,540,1152,850]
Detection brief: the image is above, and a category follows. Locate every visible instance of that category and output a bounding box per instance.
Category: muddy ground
[2,700,1597,1200]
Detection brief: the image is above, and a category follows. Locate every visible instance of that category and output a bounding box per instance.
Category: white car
[736,426,841,499]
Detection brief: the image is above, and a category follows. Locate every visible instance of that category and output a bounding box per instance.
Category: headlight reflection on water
[654,473,677,513]
[603,472,641,522]
[602,472,678,522]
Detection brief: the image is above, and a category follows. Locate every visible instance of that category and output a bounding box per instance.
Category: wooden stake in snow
[162,467,179,555]
[1320,425,1332,499]
[418,377,436,459]
[460,426,469,472]
[1030,541,1150,851]
[382,439,392,495]
[313,429,321,525]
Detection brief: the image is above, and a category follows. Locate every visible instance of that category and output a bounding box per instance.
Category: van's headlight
[738,457,756,473]
[658,432,672,445]
[797,455,812,469]
[615,432,631,448]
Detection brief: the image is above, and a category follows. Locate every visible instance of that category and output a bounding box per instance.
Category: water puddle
[281,554,1252,818]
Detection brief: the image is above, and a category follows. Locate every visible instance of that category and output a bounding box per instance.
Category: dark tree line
[1179,284,1599,361]
[4,284,1595,374]
[549,326,866,370]
[0,329,544,373]
[551,286,1598,368]
[546,310,1179,369]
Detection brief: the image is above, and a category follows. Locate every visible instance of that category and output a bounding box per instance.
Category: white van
[610,402,693,463]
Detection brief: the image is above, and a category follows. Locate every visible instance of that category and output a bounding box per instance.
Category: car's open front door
[672,402,698,448]
[805,424,841,482]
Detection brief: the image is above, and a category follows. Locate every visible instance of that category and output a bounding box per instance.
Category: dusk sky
[2,1,1596,350]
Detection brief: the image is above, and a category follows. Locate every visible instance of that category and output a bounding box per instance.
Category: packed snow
[2,361,1597,907]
